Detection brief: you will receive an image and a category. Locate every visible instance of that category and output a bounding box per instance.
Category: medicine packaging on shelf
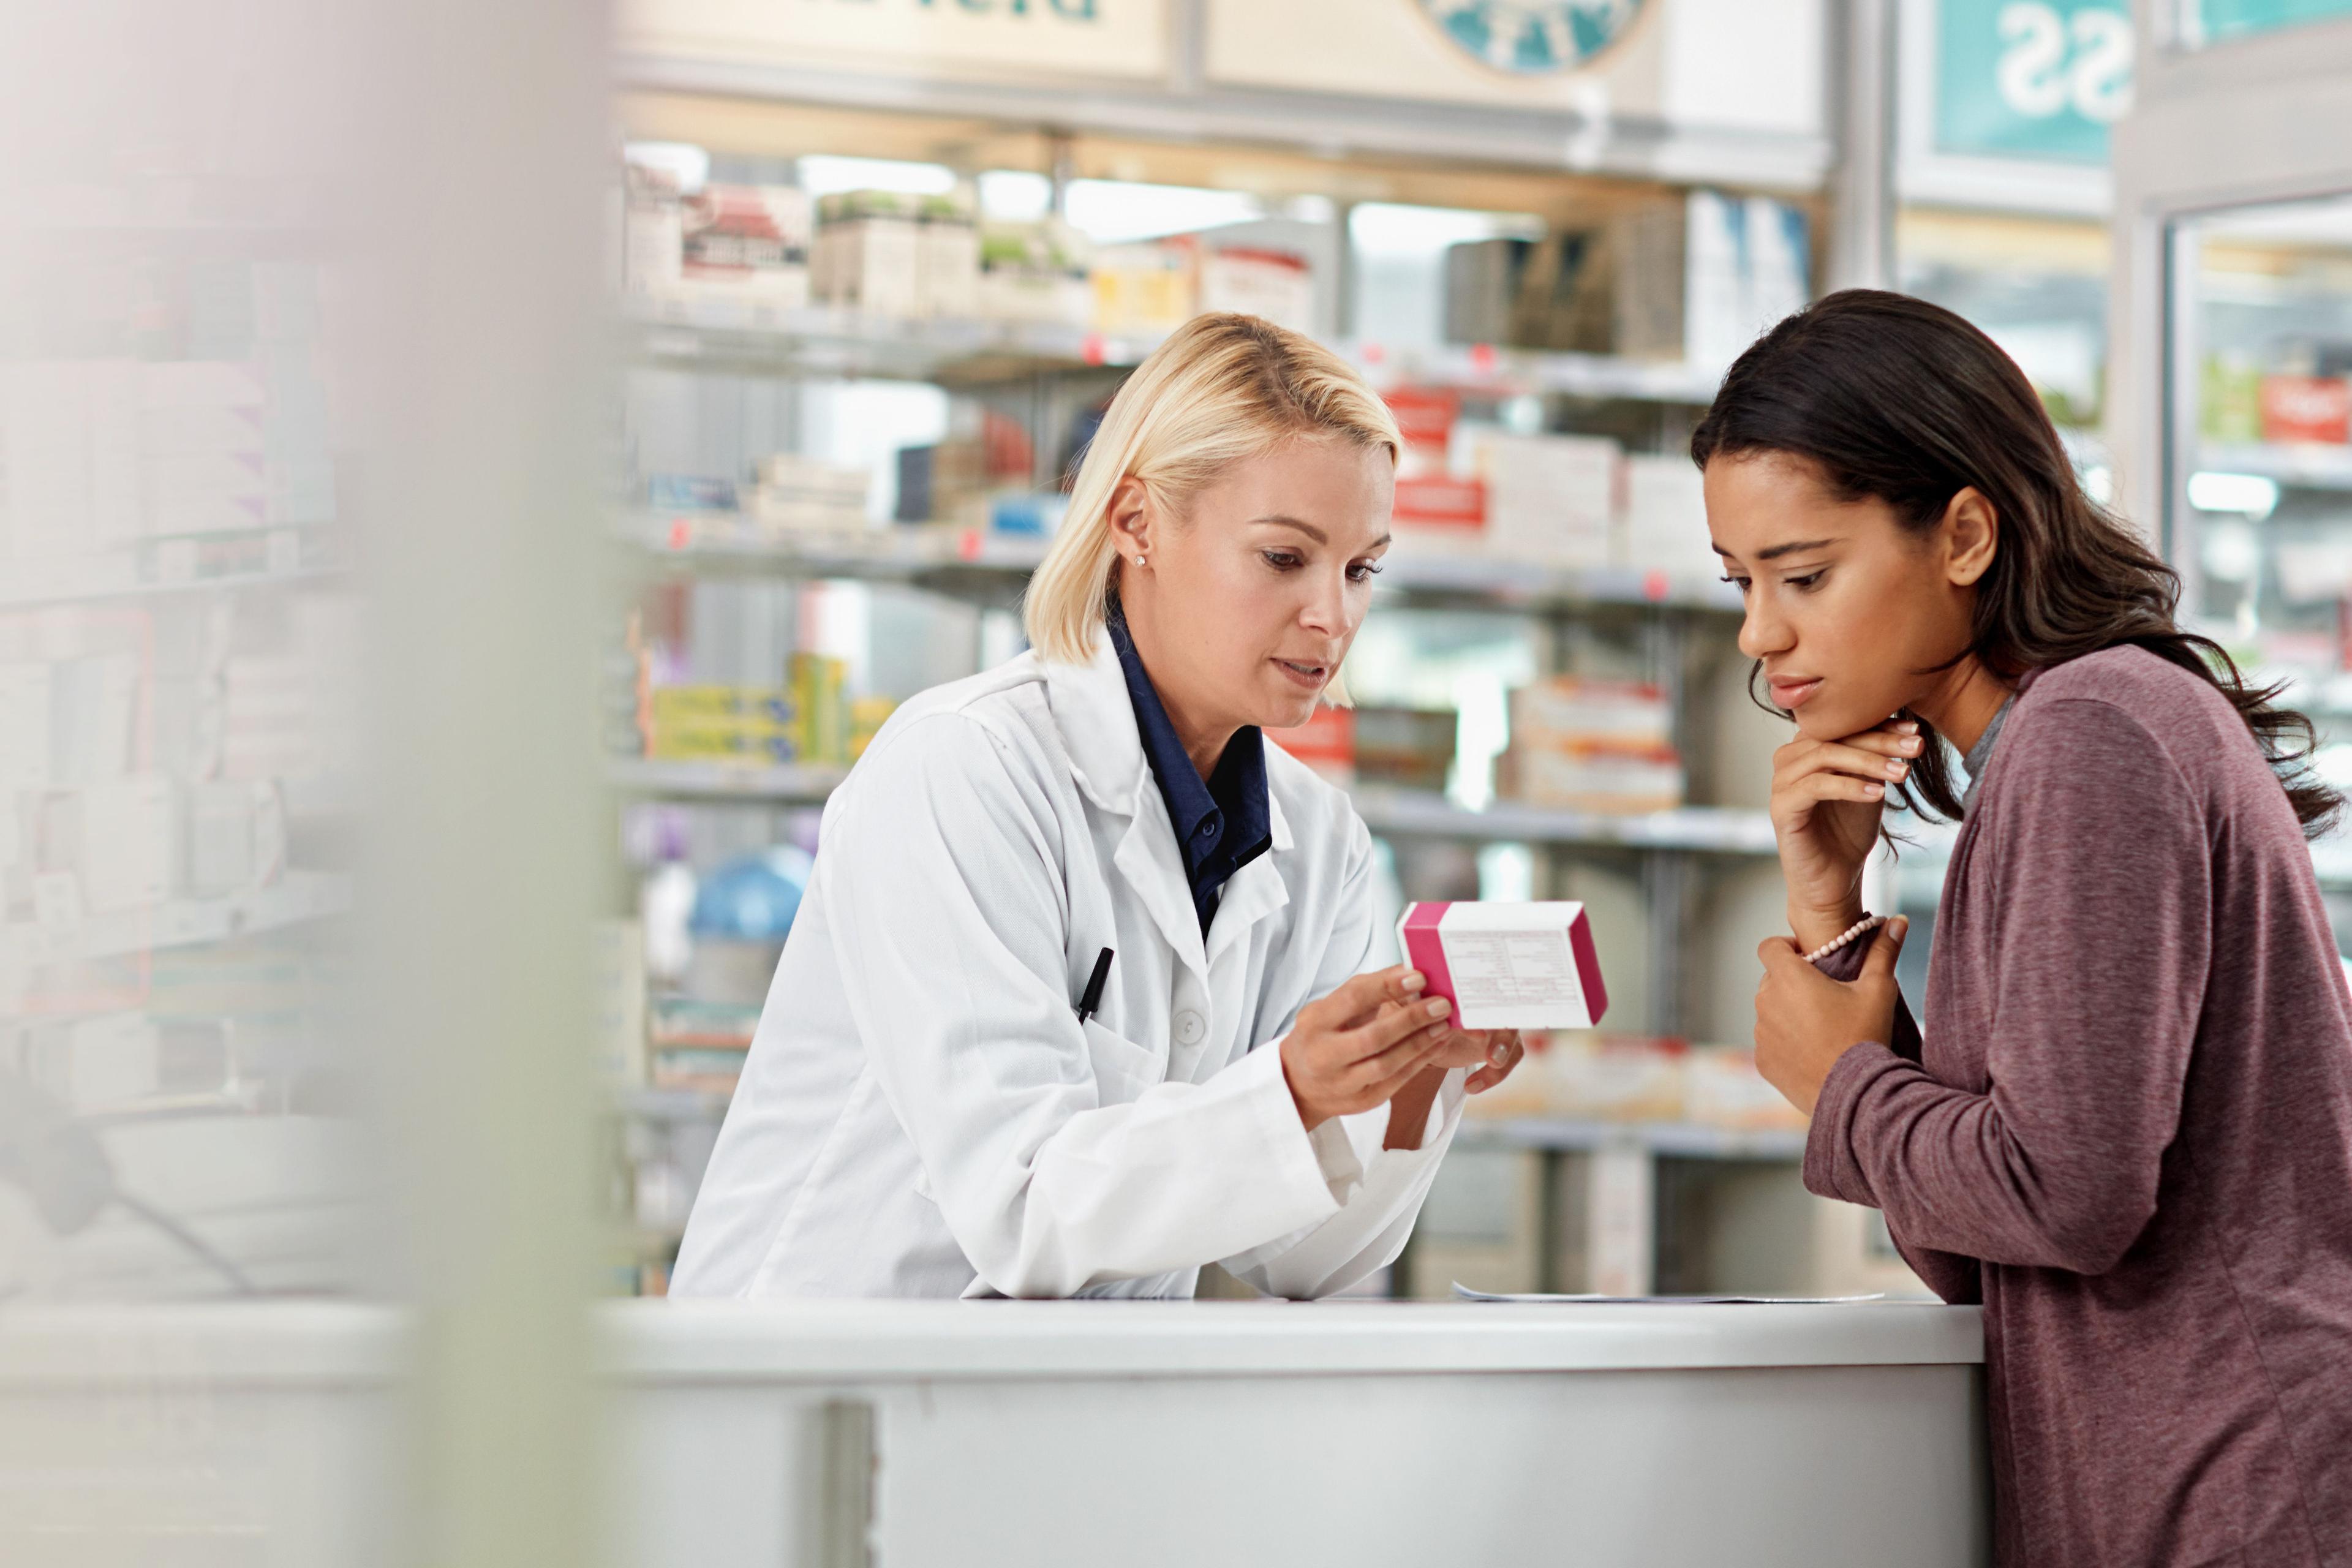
[679,183,815,310]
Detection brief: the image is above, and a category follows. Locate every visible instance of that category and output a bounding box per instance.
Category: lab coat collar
[1040,628,1299,861]
[1042,628,1298,982]
[1042,632,1148,816]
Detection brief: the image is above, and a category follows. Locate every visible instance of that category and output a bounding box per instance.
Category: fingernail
[1898,737,1921,755]
[1894,720,1918,733]
[1425,998,1451,1019]
[1489,1043,1509,1066]
[1864,782,1885,799]
[1399,971,1427,993]
[1885,760,1907,778]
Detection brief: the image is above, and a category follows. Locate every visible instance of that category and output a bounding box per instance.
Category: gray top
[1957,693,2016,817]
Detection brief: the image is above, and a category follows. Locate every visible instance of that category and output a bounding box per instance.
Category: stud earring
[1135,554,1147,568]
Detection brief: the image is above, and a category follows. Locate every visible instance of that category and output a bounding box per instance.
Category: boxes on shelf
[1617,191,1812,369]
[2260,373,2351,445]
[1392,473,1487,542]
[849,696,897,761]
[1687,1045,1809,1132]
[1442,236,1536,347]
[1473,431,1620,568]
[1093,242,1198,336]
[622,159,684,298]
[643,685,801,764]
[914,189,981,320]
[647,996,761,1091]
[1350,706,1457,792]
[1198,247,1314,334]
[791,652,850,766]
[1088,236,1314,337]
[1499,677,1684,814]
[1461,1033,1804,1134]
[978,219,1095,326]
[1619,452,1718,579]
[896,407,1036,525]
[1265,705,1355,786]
[750,453,870,535]
[677,184,814,309]
[812,190,922,318]
[2201,353,2265,444]
[1383,386,1458,478]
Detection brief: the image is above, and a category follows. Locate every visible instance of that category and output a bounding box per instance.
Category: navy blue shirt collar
[1106,610,1272,933]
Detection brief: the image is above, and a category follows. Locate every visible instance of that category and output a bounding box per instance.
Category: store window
[2168,193,2352,932]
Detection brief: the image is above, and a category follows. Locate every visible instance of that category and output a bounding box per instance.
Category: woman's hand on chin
[1752,918,1907,1115]
[1770,717,1920,950]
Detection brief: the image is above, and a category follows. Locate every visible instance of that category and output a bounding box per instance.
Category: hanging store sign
[1203,0,1823,139]
[1414,1,1649,74]
[616,0,1170,82]
[1934,0,2135,164]
[2180,0,2352,45]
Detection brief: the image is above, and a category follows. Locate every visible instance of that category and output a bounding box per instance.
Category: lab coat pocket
[1079,1017,1166,1104]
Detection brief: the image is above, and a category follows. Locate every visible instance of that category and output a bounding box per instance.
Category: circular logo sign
[1416,0,1648,74]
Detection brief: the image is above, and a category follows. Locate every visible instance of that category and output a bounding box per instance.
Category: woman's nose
[1738,597,1792,662]
[1301,571,1349,635]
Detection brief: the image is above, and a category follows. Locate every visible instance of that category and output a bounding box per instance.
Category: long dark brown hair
[1691,288,2340,836]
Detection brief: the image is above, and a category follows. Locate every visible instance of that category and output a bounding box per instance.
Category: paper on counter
[1453,1284,1887,1305]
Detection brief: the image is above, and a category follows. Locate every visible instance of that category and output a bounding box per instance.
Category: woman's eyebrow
[1755,537,1841,560]
[1253,514,1328,543]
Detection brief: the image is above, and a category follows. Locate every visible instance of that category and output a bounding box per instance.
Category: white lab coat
[669,630,1468,1300]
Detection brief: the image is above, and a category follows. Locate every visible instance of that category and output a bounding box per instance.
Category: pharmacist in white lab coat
[671,315,1525,1300]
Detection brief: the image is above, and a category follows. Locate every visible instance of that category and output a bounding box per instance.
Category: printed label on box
[1395,900,1609,1032]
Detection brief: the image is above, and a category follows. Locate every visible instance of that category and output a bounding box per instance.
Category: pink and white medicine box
[1395,901,1609,1032]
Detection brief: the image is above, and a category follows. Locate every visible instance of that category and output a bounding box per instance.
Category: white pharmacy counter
[0,1298,1988,1567]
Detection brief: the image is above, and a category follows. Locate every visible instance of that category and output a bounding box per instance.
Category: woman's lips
[1769,676,1823,710]
[1274,658,1329,689]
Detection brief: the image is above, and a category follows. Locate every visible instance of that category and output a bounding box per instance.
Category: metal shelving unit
[1460,1115,1807,1162]
[624,296,1728,405]
[625,516,1745,618]
[2196,442,2352,492]
[0,870,353,970]
[0,528,346,611]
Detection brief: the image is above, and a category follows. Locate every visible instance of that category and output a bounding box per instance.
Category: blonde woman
[673,314,1524,1300]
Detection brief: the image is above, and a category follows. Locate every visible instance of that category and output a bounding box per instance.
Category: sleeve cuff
[1237,1039,1349,1222]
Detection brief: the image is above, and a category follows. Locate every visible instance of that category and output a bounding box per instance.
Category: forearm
[1805,1046,2160,1274]
[1383,1066,1447,1150]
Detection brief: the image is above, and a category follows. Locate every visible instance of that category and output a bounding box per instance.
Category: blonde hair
[1023,312,1401,669]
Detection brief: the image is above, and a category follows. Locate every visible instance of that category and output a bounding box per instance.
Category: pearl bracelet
[1802,914,1887,966]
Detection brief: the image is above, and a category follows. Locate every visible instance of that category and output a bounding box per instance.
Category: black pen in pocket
[1075,947,1114,1024]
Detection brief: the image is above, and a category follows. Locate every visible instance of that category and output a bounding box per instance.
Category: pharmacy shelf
[608,756,850,804]
[1460,1115,1808,1161]
[0,870,353,970]
[623,298,1727,405]
[2198,442,2352,492]
[617,1086,736,1122]
[610,760,1776,857]
[1351,788,1780,856]
[1351,342,1722,405]
[627,516,1744,617]
[0,533,345,611]
[625,298,1157,383]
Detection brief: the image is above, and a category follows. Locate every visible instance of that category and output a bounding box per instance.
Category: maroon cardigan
[1809,646,2352,1566]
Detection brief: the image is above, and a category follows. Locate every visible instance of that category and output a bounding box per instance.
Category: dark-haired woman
[1704,290,2352,1566]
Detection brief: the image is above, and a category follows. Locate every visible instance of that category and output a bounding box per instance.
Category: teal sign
[1416,0,1648,73]
[1937,0,2134,165]
[2185,0,2352,43]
